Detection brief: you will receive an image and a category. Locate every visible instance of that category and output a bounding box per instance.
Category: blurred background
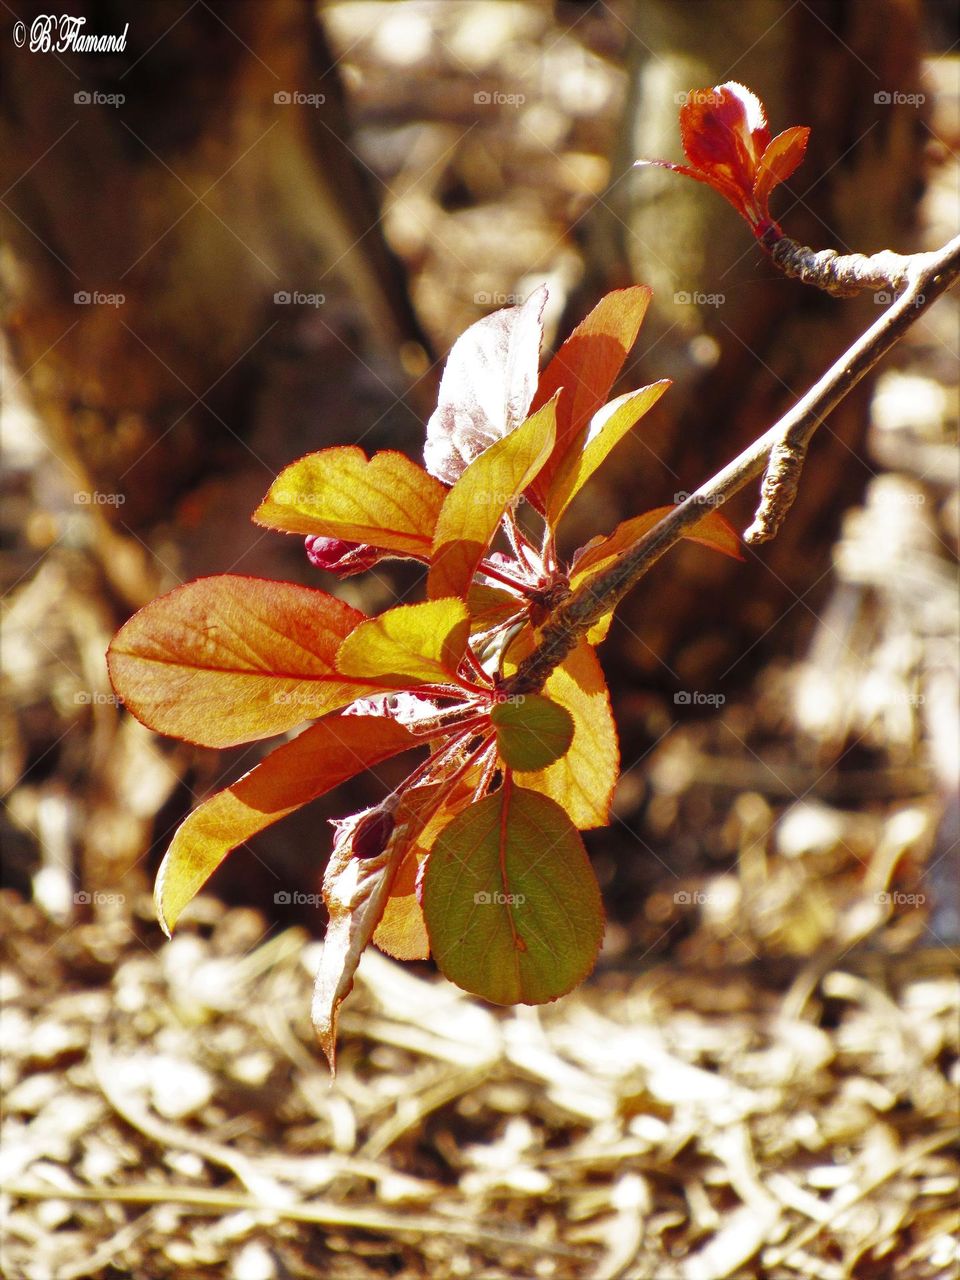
[2,3,957,1277]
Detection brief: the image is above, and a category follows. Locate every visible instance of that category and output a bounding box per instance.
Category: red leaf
[753,125,811,210]
[155,713,418,935]
[107,576,372,748]
[424,286,547,484]
[526,286,652,514]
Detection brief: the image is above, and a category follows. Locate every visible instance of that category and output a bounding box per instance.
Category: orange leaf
[428,396,557,600]
[753,126,810,209]
[545,381,671,526]
[527,286,652,513]
[253,447,445,558]
[571,505,742,644]
[155,713,418,935]
[107,576,371,748]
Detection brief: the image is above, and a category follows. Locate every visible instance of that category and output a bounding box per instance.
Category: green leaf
[422,781,605,1005]
[107,576,371,748]
[491,694,574,771]
[336,598,471,687]
[253,447,445,558]
[155,713,417,935]
[544,381,671,526]
[428,395,558,600]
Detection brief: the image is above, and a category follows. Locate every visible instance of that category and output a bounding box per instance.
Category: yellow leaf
[336,598,471,687]
[505,635,619,829]
[253,447,445,558]
[545,381,670,526]
[428,396,557,600]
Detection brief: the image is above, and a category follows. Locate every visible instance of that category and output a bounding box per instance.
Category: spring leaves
[106,280,743,1071]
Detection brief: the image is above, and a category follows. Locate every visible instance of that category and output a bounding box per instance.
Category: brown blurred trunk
[565,0,925,712]
[0,0,429,605]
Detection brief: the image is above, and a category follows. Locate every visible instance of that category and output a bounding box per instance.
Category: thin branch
[509,234,960,696]
[761,230,919,298]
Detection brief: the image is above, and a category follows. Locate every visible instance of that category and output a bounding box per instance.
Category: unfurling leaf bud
[305,535,384,576]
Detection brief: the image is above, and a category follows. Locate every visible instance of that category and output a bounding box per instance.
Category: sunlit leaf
[545,381,671,525]
[527,286,652,513]
[336,598,471,687]
[312,819,410,1072]
[155,713,417,935]
[253,448,444,558]
[466,583,525,634]
[107,576,370,748]
[491,694,574,771]
[570,504,742,643]
[424,286,548,484]
[505,637,619,828]
[422,781,604,1005]
[428,396,557,600]
[753,125,810,208]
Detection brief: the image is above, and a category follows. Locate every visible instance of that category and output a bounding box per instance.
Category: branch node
[744,438,809,544]
[763,233,911,299]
